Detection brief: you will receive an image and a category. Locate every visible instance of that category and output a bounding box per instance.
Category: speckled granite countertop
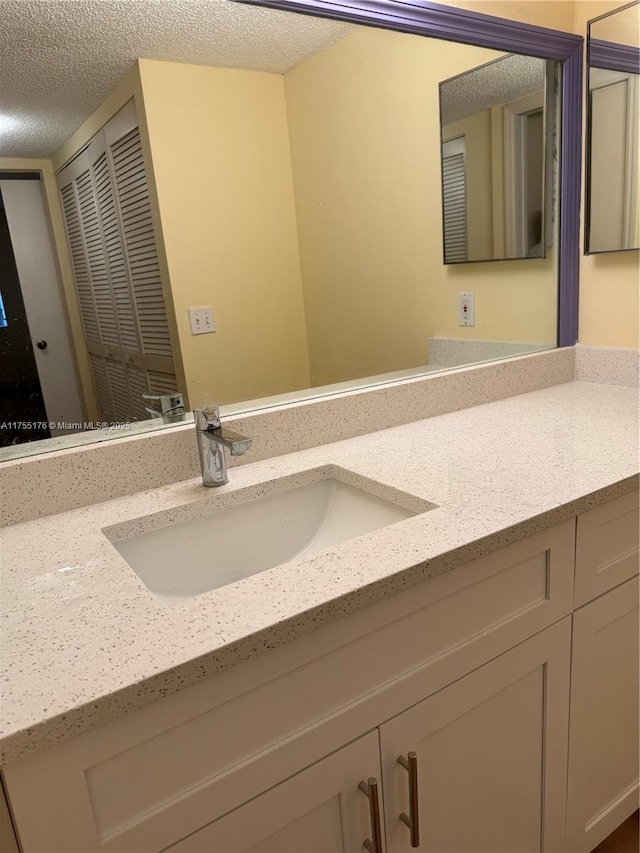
[1,380,638,765]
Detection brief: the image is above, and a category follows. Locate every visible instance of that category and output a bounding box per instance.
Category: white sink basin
[107,473,432,605]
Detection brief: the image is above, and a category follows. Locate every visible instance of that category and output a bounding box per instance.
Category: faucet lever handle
[194,406,221,430]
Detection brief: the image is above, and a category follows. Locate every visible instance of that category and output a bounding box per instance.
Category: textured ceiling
[0,0,353,158]
[441,54,546,125]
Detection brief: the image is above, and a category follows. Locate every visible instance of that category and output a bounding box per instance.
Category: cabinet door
[565,576,640,852]
[379,618,571,853]
[165,731,384,853]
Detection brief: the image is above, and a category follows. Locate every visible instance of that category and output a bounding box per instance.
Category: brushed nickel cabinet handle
[398,752,420,847]
[358,777,383,853]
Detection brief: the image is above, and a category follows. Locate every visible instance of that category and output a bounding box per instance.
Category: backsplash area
[427,338,551,368]
[575,344,639,387]
[0,345,634,527]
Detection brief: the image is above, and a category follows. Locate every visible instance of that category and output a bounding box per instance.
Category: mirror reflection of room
[0,174,86,447]
[586,1,640,254]
[439,54,557,263]
[0,4,560,461]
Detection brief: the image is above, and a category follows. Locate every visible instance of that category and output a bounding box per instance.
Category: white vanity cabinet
[565,491,640,852]
[2,519,576,853]
[165,619,571,853]
[2,490,638,853]
[164,731,383,852]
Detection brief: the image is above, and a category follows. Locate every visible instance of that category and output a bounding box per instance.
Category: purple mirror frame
[590,38,640,75]
[235,0,583,346]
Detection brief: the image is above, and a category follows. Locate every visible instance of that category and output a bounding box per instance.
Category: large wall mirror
[586,0,640,254]
[0,0,581,462]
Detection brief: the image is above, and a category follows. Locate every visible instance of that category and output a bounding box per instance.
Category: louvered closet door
[58,146,119,421]
[441,137,468,264]
[105,104,175,378]
[57,100,178,425]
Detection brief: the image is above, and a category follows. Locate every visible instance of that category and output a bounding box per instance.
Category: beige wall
[284,27,557,386]
[137,59,310,407]
[0,157,97,419]
[574,0,639,348]
[440,1,576,31]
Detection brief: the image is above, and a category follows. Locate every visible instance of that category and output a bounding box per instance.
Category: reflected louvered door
[58,150,118,422]
[89,131,142,423]
[104,102,177,404]
[88,353,115,423]
[59,179,100,348]
[441,137,468,264]
[57,100,178,426]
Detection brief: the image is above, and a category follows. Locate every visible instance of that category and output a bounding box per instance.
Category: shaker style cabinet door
[379,618,571,853]
[565,576,640,852]
[164,730,385,853]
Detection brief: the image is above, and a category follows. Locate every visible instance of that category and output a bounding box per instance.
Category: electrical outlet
[189,307,215,335]
[458,292,475,327]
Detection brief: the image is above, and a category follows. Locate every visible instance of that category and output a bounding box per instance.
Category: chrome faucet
[194,406,252,487]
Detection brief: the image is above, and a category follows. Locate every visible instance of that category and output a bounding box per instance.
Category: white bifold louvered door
[441,137,468,264]
[57,100,178,424]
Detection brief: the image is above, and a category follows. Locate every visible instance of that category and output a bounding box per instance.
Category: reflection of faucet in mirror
[142,393,186,424]
[194,407,252,487]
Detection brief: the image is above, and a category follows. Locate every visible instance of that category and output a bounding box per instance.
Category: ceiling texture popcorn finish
[0,0,353,158]
[440,54,546,124]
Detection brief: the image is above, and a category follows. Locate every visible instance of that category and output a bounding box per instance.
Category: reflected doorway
[0,175,84,447]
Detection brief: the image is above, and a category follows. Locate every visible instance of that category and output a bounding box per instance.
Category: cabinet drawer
[575,489,639,607]
[4,520,574,853]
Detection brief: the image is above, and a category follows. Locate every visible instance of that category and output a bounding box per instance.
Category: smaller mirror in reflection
[439,54,558,263]
[586,1,640,253]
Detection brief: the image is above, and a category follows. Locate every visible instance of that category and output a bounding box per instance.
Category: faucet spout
[194,407,252,487]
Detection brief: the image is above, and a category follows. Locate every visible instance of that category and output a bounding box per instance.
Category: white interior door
[0,177,84,433]
[503,90,545,258]
[589,69,639,251]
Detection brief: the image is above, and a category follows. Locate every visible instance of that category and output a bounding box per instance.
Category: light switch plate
[189,307,215,335]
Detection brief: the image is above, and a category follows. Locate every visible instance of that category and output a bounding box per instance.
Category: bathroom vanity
[0,364,638,853]
[0,0,637,843]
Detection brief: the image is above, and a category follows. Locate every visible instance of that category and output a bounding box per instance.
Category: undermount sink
[106,470,433,605]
